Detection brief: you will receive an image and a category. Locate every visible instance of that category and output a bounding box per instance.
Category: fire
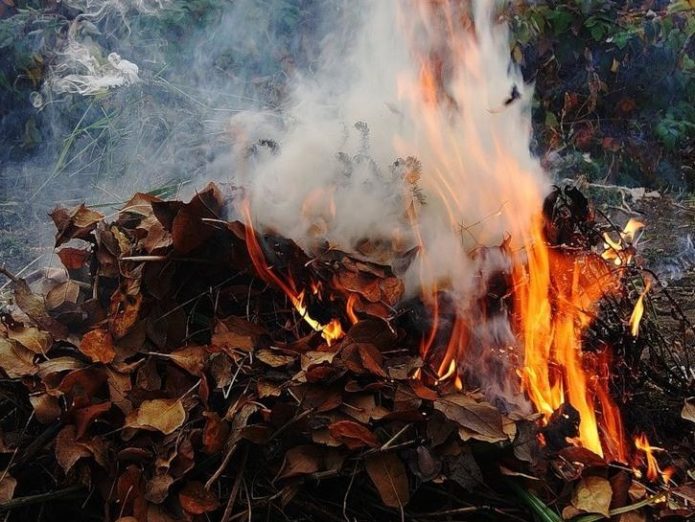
[240,200,344,345]
[629,280,651,337]
[602,218,644,266]
[393,0,628,460]
[634,434,667,482]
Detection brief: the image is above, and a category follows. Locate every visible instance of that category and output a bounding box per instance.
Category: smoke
[233,0,549,299]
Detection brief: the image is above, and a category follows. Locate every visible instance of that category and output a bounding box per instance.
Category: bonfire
[0,1,693,522]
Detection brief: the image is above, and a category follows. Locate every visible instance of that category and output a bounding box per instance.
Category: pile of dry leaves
[0,183,693,521]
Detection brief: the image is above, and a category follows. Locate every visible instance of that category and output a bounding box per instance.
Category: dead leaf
[29,393,62,424]
[256,348,295,368]
[681,398,695,424]
[109,291,143,339]
[7,324,52,354]
[145,474,175,504]
[300,351,336,371]
[433,394,506,443]
[0,474,17,502]
[126,399,186,435]
[365,453,410,508]
[12,279,68,339]
[357,343,387,377]
[45,280,81,311]
[0,338,38,378]
[51,204,103,247]
[328,420,378,449]
[202,412,229,454]
[278,445,322,479]
[80,328,117,363]
[179,481,220,515]
[57,247,91,270]
[55,425,92,472]
[74,401,112,439]
[571,476,613,517]
[166,345,207,376]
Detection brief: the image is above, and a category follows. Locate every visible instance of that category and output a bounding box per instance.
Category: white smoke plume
[230,0,549,300]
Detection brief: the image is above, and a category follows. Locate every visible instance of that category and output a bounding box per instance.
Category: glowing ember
[629,280,651,338]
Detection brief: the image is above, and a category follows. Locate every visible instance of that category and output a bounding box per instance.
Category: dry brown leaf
[257,380,282,398]
[300,351,336,371]
[365,453,410,508]
[433,394,506,443]
[166,345,207,376]
[106,367,133,414]
[109,291,143,340]
[202,412,229,454]
[328,420,379,449]
[357,343,387,377]
[55,425,92,472]
[29,393,62,424]
[74,401,112,439]
[125,398,186,435]
[80,328,117,363]
[7,324,51,354]
[145,474,175,504]
[0,474,17,503]
[179,481,220,515]
[0,338,38,378]
[51,204,103,247]
[343,394,389,424]
[12,279,68,339]
[571,476,613,517]
[45,280,81,310]
[57,247,91,270]
[681,397,695,424]
[256,348,296,368]
[278,445,322,479]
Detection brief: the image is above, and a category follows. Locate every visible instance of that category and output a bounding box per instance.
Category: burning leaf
[328,420,379,449]
[365,453,410,508]
[125,398,186,435]
[179,481,220,515]
[80,328,117,363]
[571,476,613,517]
[57,247,91,270]
[433,394,506,443]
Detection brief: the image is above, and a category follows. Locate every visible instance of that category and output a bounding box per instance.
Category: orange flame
[240,200,344,345]
[629,280,651,338]
[602,219,644,266]
[634,434,662,482]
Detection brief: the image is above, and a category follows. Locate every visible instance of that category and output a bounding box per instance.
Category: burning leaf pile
[0,182,693,522]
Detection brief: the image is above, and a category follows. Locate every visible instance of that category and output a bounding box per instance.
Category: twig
[220,444,249,522]
[0,486,85,512]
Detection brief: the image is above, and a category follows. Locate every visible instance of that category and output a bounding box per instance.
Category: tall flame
[629,280,651,338]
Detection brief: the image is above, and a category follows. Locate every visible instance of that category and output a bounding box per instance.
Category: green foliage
[509,0,694,189]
